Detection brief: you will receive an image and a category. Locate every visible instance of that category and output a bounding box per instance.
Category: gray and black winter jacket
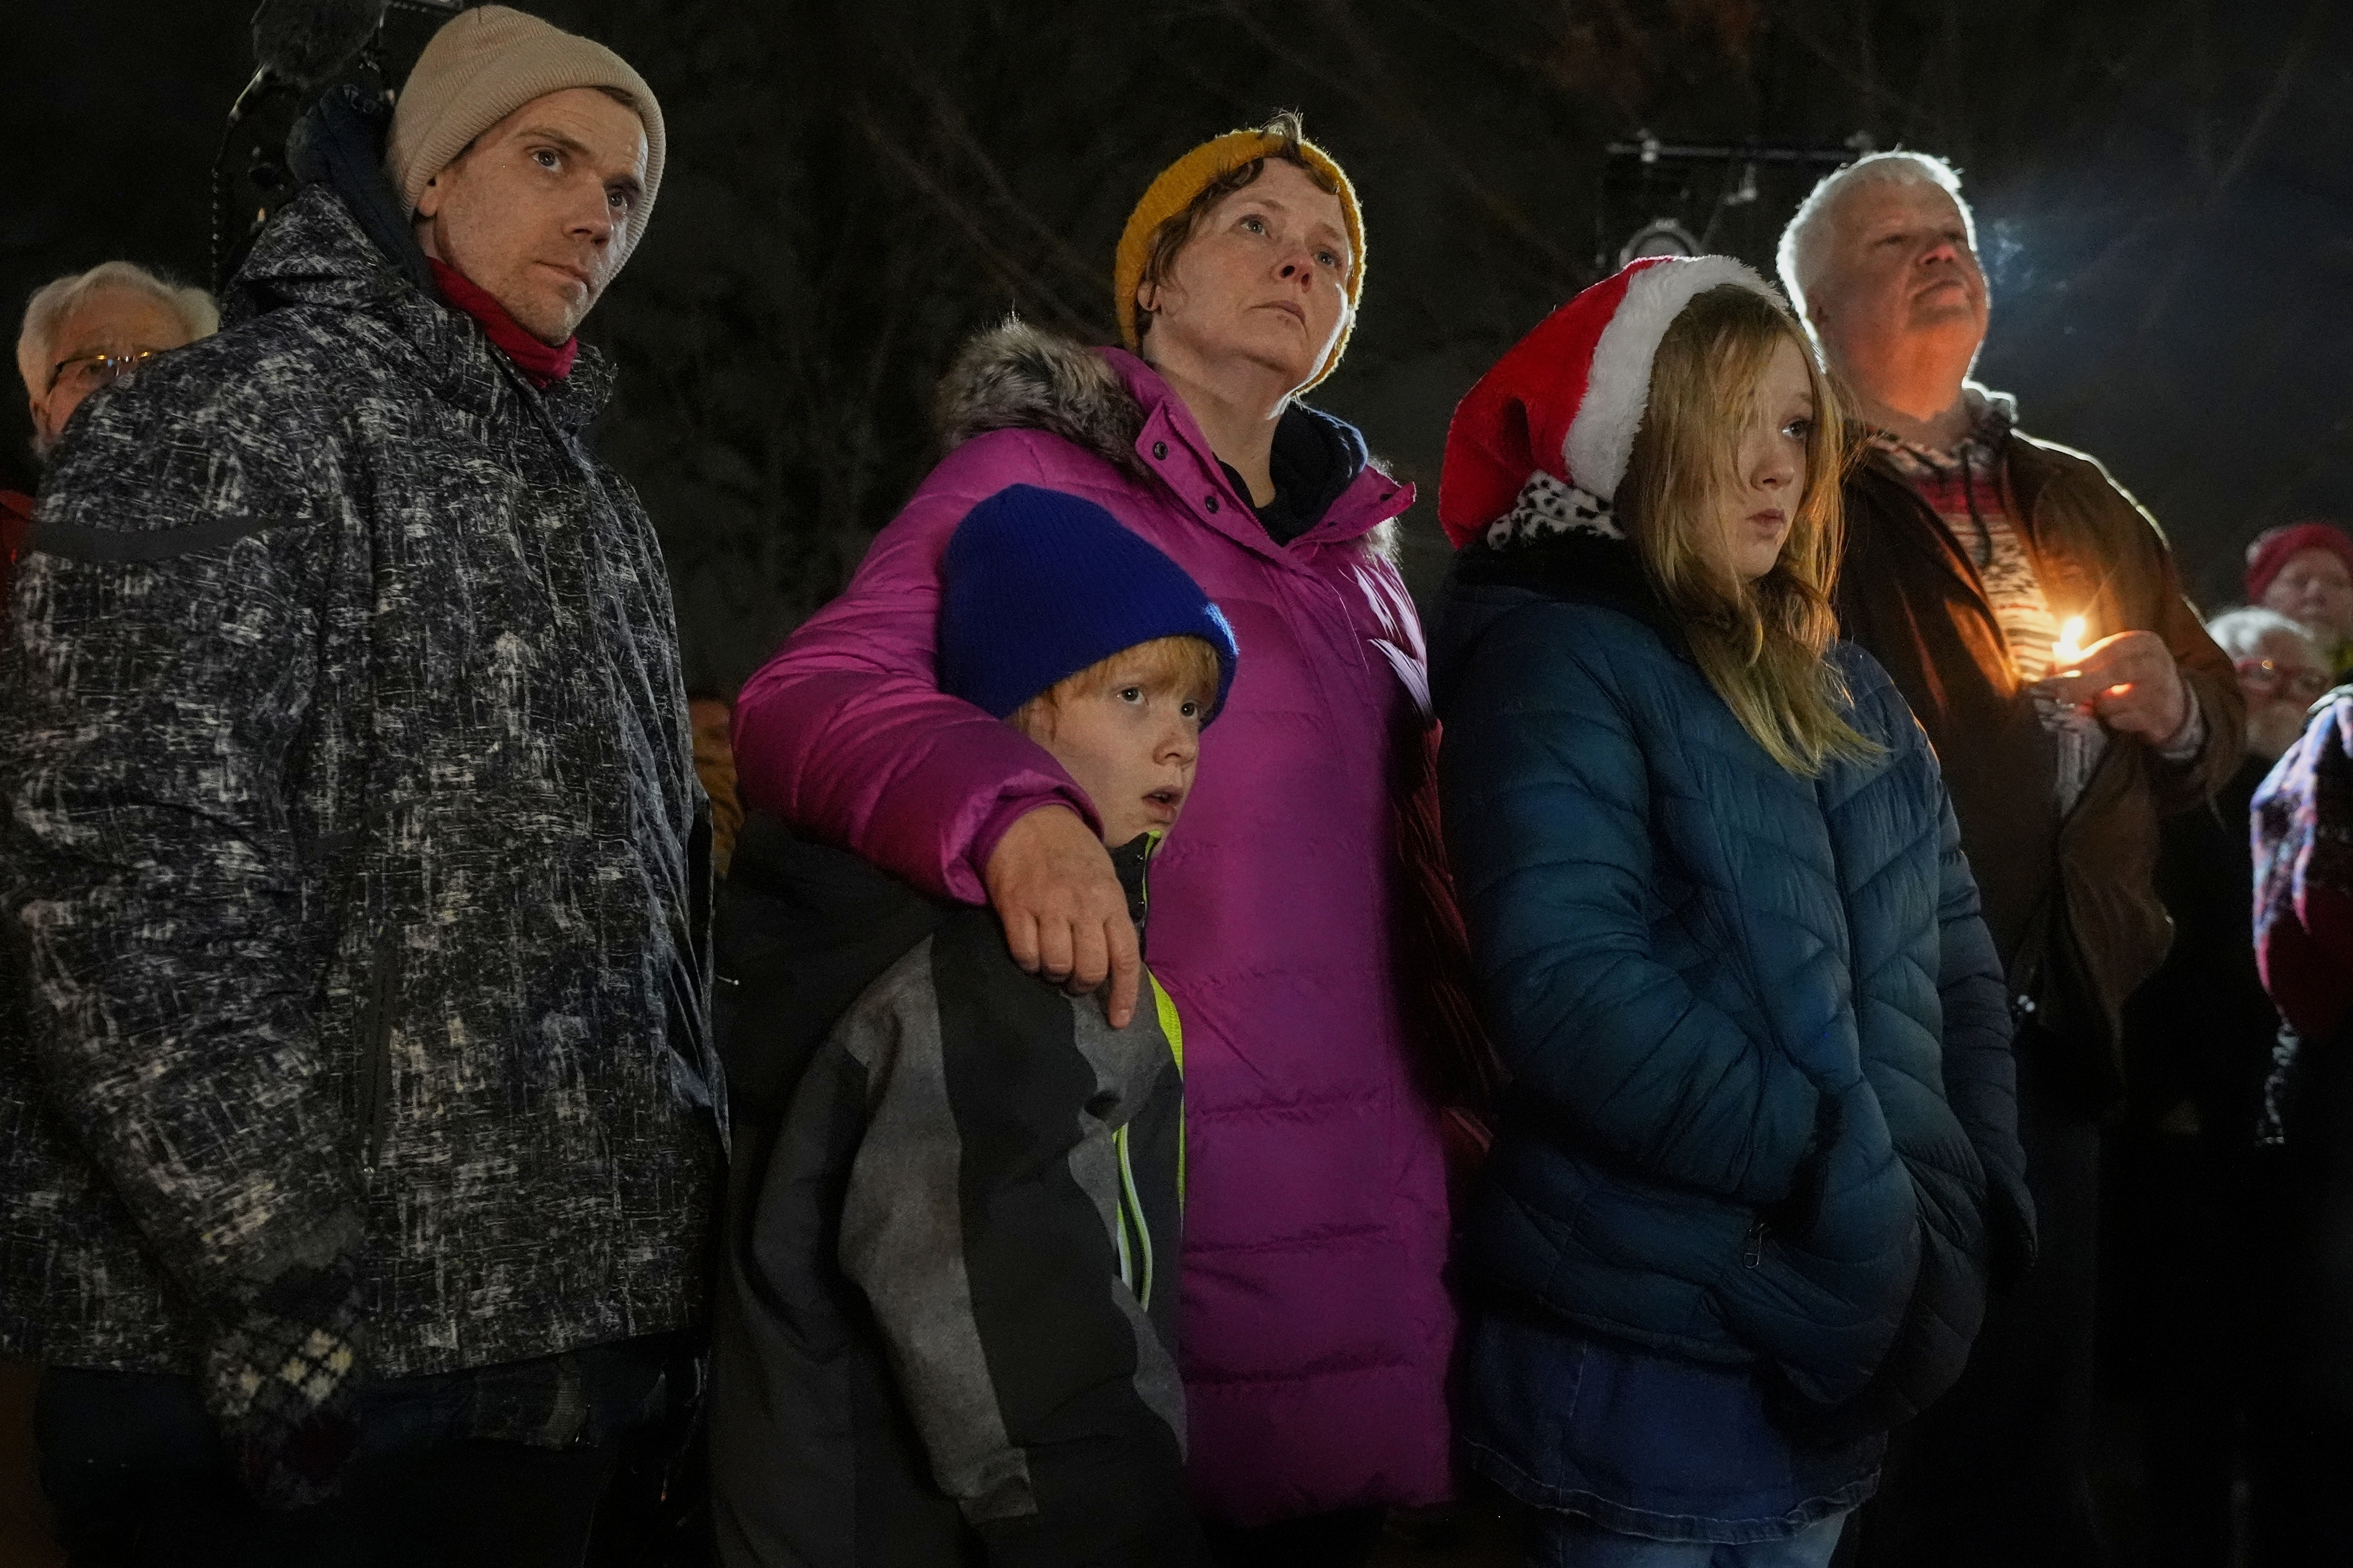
[0,174,722,1377]
[709,815,1205,1568]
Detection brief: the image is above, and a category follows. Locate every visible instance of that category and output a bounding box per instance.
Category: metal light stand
[1598,131,1876,275]
[208,0,471,292]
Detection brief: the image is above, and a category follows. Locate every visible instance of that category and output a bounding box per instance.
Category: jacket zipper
[1115,1125,1154,1310]
[1741,1216,1767,1269]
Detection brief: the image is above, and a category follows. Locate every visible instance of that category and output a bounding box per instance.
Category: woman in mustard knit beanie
[723,115,1460,1564]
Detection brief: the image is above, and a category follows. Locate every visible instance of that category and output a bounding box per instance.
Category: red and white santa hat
[1438,255,1790,548]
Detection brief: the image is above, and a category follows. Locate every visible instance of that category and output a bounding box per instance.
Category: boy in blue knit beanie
[710,484,1236,1568]
[938,482,1237,849]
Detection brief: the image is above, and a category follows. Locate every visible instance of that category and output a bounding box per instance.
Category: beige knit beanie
[385,5,665,228]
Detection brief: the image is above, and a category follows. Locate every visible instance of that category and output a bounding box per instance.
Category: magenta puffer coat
[732,321,1456,1525]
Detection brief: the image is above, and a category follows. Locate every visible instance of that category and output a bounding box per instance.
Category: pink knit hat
[2246,522,2353,604]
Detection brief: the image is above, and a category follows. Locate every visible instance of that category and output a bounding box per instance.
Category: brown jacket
[1835,427,2243,1113]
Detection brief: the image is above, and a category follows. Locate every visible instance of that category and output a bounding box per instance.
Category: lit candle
[2052,616,2086,670]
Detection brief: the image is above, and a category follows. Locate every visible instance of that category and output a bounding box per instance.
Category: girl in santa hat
[1428,258,2033,1566]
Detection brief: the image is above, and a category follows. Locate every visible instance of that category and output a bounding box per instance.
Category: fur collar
[933,316,1149,476]
[930,315,1401,558]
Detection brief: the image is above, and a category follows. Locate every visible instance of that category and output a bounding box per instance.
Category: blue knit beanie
[939,485,1239,722]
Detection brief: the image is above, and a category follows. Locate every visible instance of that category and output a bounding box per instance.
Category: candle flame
[2053,616,2087,669]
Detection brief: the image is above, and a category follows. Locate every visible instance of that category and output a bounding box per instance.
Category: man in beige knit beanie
[4,4,720,1561]
[388,3,665,344]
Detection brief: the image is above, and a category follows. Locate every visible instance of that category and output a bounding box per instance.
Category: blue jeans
[1531,1510,1848,1567]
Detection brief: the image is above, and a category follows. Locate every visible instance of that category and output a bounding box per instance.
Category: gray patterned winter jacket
[0,183,723,1376]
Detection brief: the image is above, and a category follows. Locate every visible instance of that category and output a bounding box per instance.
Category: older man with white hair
[6,263,217,603]
[1778,153,2241,1567]
[0,7,715,1560]
[16,263,218,459]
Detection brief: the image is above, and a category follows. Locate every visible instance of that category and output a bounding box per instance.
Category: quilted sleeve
[1439,603,1821,1205]
[1930,796,2036,1280]
[731,436,1096,906]
[0,364,363,1311]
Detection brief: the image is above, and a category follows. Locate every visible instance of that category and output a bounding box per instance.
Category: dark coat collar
[285,85,436,296]
[1257,399,1371,541]
[1109,833,1155,938]
[1452,528,1693,658]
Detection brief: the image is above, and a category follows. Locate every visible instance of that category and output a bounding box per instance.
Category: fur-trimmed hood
[930,317,1400,559]
[934,317,1150,476]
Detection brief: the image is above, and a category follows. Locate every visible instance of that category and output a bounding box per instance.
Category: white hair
[16,262,220,399]
[1776,151,1978,323]
[2206,605,2325,663]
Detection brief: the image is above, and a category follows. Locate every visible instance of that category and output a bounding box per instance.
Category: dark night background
[4,0,2348,692]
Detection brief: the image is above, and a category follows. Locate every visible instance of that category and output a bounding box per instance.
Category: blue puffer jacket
[1433,532,2033,1438]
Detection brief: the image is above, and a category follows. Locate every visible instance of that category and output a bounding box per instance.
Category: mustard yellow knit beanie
[1114,126,1365,391]
[385,6,664,226]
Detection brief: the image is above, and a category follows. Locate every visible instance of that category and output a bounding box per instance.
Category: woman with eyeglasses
[2107,604,2331,1565]
[2223,611,2340,762]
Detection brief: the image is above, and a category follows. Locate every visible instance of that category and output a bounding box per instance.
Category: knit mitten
[201,1258,369,1510]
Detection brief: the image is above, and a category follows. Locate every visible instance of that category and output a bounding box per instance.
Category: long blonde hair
[1617,284,1876,777]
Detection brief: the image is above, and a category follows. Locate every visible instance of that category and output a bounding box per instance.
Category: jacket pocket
[355,937,401,1176]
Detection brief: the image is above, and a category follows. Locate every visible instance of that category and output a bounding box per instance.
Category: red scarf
[429,259,578,388]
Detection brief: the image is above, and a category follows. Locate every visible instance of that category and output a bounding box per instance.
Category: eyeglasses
[2235,656,2333,702]
[45,348,159,396]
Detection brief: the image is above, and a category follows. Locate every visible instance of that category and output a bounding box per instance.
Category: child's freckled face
[1017,654,1207,849]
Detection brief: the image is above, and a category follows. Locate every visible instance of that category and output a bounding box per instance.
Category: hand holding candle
[2051,616,2086,671]
[2029,623,2192,744]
